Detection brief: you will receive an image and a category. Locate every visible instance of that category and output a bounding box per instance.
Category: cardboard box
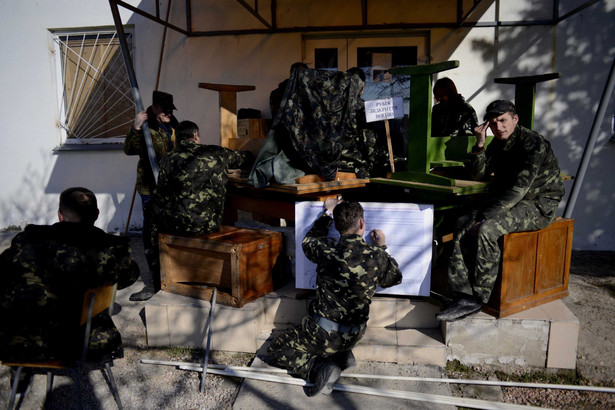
[159,226,282,308]
[484,218,574,318]
[237,118,269,139]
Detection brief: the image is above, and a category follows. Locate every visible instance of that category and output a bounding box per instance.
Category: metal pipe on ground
[140,360,615,394]
[179,366,540,410]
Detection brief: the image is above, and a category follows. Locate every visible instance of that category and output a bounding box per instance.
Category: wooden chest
[159,226,282,308]
[484,218,574,318]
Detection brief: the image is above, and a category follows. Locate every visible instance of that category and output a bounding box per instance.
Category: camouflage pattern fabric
[267,316,366,380]
[448,125,565,304]
[124,106,179,195]
[275,68,371,180]
[431,94,479,137]
[152,139,249,237]
[267,214,401,377]
[337,104,378,178]
[0,222,140,362]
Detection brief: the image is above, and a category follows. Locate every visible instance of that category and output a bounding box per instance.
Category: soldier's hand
[473,120,489,149]
[470,220,484,236]
[133,111,148,130]
[324,198,339,214]
[371,229,386,246]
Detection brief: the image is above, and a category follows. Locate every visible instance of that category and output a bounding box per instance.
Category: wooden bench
[484,218,574,318]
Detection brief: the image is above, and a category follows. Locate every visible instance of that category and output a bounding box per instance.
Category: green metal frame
[494,73,561,129]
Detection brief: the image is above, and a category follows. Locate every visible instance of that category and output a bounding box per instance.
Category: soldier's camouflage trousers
[267,316,365,380]
[448,200,554,304]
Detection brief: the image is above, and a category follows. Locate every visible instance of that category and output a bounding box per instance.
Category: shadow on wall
[468,1,615,249]
[0,147,139,233]
[44,149,139,233]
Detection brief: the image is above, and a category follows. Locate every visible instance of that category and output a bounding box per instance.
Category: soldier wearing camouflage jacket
[431,77,478,137]
[124,91,179,302]
[151,121,250,238]
[267,200,401,396]
[437,100,565,322]
[0,187,140,362]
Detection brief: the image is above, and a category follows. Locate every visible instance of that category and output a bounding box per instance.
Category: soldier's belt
[313,315,364,334]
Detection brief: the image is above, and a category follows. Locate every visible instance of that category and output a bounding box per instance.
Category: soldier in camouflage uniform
[0,187,139,365]
[124,90,179,301]
[267,199,402,396]
[437,100,565,321]
[431,77,478,137]
[150,120,251,244]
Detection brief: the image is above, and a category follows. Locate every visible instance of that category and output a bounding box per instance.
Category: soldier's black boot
[305,359,341,397]
[332,350,356,371]
[129,284,155,301]
[435,297,481,321]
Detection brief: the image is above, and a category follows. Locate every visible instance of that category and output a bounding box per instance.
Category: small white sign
[364,97,404,122]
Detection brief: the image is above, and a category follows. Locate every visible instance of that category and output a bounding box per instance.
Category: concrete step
[443,299,578,369]
[144,289,578,369]
[264,283,442,329]
[257,324,447,367]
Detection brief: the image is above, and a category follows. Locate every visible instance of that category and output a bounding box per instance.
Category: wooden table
[224,177,370,224]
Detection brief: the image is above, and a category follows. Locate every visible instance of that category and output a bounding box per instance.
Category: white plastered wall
[0,0,613,249]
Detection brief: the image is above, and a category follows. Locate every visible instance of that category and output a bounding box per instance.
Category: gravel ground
[1,231,614,409]
[447,250,615,409]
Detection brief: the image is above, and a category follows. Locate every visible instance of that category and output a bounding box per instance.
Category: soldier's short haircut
[177,120,200,142]
[333,201,364,234]
[59,187,98,224]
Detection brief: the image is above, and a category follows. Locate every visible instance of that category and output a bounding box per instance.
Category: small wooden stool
[484,218,574,318]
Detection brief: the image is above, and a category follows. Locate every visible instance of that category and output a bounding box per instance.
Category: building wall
[0,0,613,249]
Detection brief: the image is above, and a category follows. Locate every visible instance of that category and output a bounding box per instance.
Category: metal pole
[109,0,159,182]
[155,0,173,91]
[564,56,615,218]
[142,360,615,394]
[182,367,538,409]
[199,287,217,392]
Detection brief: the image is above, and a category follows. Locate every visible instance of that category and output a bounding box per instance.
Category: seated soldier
[150,120,252,243]
[431,77,478,137]
[437,100,565,321]
[0,187,140,392]
[266,199,402,396]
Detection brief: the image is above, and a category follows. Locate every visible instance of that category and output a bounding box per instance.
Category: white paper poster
[295,201,433,296]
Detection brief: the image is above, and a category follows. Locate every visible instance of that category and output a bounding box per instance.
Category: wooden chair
[3,283,123,409]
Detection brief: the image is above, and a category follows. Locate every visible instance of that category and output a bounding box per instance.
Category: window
[52,28,135,145]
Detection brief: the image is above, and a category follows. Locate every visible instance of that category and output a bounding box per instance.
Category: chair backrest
[80,283,117,361]
[79,283,116,325]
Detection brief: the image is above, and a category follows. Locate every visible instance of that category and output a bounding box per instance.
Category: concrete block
[396,299,441,329]
[547,320,579,369]
[367,297,397,327]
[265,296,307,325]
[354,327,398,363]
[444,315,549,367]
[145,291,265,352]
[210,301,264,352]
[145,303,170,347]
[397,328,446,366]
